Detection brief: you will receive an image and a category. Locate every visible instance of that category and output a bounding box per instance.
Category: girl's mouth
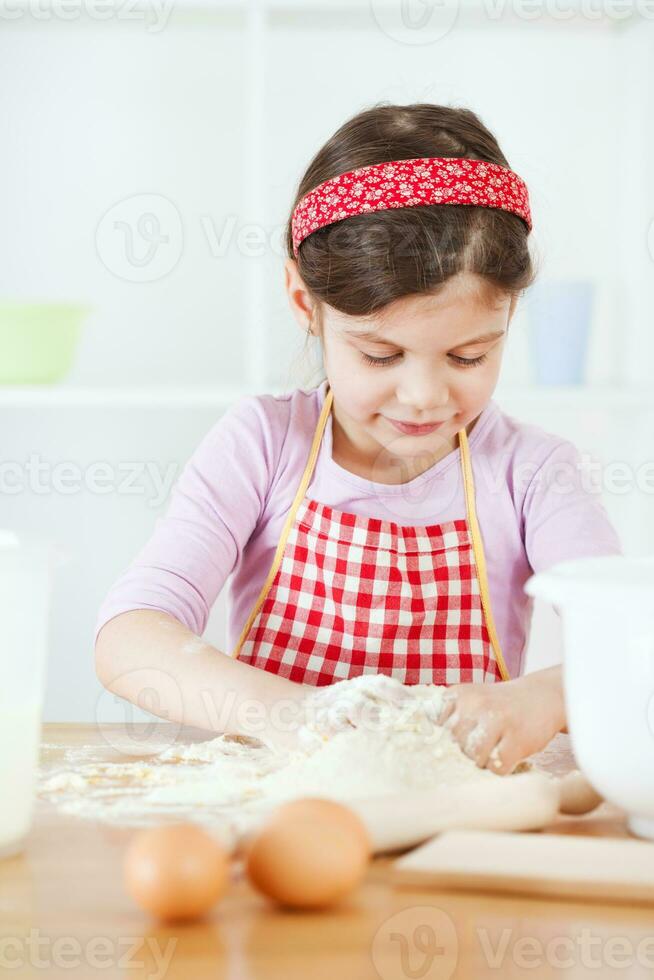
[387,417,447,436]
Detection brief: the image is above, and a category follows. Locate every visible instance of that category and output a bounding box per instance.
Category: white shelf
[493,385,654,409]
[0,384,262,407]
[0,383,652,408]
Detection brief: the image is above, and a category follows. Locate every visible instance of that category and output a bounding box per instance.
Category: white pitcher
[525,554,654,839]
[0,531,55,857]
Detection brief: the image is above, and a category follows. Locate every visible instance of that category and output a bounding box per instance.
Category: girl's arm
[94,609,308,752]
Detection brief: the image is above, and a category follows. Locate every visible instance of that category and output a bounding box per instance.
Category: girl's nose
[398,377,449,414]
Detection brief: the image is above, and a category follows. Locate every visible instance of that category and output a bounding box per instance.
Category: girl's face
[285,263,516,478]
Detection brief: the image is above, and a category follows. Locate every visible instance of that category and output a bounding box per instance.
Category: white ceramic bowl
[525,555,654,839]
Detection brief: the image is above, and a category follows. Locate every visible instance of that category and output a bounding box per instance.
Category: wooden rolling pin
[230,769,603,858]
[349,770,604,855]
[347,772,560,854]
[557,768,604,815]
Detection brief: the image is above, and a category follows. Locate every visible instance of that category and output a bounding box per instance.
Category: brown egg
[245,797,371,909]
[123,822,230,921]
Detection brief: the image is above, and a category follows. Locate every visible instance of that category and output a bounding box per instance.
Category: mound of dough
[252,673,499,804]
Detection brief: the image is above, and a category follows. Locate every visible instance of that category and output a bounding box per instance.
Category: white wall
[1,5,652,720]
[0,14,250,386]
[0,400,232,721]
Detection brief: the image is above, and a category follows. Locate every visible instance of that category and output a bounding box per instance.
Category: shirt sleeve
[93,394,283,645]
[522,438,624,573]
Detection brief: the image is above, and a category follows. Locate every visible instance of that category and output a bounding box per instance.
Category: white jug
[0,530,56,857]
[525,555,654,839]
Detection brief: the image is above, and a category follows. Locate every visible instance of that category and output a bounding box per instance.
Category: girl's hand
[436,665,566,775]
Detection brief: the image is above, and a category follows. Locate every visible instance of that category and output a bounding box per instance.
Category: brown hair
[284,102,538,387]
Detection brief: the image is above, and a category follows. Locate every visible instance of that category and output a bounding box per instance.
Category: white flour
[38,674,509,836]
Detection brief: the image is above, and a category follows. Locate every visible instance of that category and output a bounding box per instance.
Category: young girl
[94,103,622,776]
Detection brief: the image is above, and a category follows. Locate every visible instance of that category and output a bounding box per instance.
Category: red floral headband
[291,156,532,257]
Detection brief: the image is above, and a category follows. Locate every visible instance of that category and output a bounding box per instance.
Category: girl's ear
[283,257,296,292]
[284,258,315,333]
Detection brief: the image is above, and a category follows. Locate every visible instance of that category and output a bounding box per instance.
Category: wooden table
[2,723,653,980]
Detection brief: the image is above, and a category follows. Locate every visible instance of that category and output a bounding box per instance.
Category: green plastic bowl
[0,302,90,384]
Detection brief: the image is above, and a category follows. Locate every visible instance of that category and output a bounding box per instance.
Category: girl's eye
[360,352,489,368]
[449,353,489,368]
[361,352,402,367]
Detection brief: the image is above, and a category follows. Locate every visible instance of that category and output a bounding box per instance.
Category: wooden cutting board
[390,829,654,905]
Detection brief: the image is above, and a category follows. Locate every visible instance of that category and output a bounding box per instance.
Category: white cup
[525,555,654,839]
[0,531,55,858]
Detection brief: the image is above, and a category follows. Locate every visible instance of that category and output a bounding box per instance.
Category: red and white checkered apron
[231,385,510,687]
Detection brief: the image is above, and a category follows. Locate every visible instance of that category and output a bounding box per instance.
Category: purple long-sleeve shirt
[94,379,623,678]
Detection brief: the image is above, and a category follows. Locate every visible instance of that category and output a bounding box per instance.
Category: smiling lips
[387,417,448,435]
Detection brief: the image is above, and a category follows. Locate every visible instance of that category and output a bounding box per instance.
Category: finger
[443,712,478,756]
[437,699,457,726]
[461,707,503,767]
[486,734,521,777]
[435,688,458,725]
[462,720,501,769]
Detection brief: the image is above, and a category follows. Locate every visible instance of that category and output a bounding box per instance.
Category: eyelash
[360,352,489,369]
